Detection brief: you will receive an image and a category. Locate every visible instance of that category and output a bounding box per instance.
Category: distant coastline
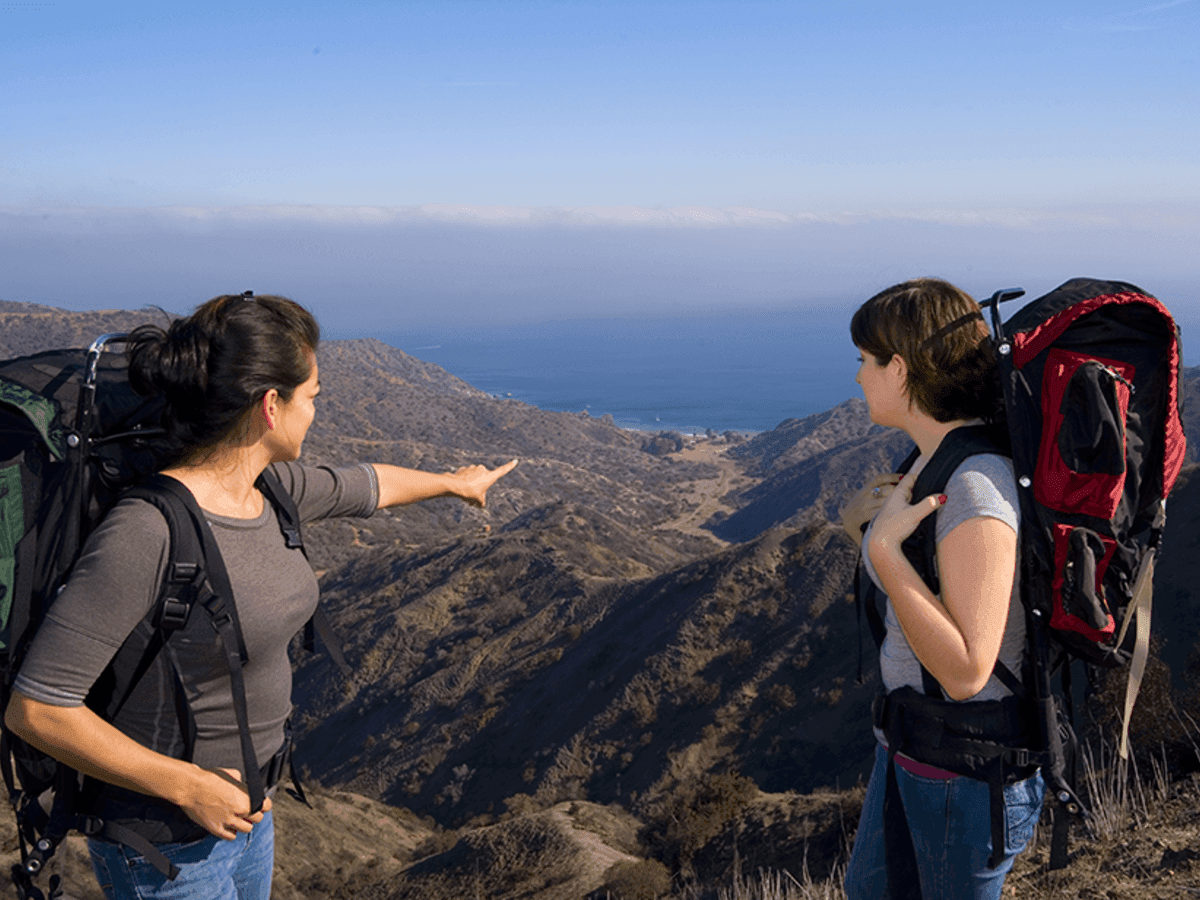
[390,308,859,435]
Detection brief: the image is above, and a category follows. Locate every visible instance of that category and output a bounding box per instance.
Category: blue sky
[2,0,1198,342]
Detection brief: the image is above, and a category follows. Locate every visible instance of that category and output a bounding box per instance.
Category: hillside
[291,519,871,817]
[1,298,1198,899]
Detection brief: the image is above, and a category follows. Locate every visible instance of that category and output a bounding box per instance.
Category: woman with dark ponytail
[838,279,1043,899]
[125,293,324,459]
[6,293,515,899]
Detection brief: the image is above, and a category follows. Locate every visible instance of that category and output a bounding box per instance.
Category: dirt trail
[547,805,638,881]
[657,439,755,543]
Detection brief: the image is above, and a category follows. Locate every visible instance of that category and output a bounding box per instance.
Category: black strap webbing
[97,820,180,880]
[201,590,264,814]
[257,471,350,677]
[139,475,264,814]
[988,776,1006,869]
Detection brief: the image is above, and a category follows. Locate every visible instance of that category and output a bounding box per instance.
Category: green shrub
[641,773,758,865]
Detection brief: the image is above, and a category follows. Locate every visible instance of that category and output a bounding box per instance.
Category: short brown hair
[850,277,998,423]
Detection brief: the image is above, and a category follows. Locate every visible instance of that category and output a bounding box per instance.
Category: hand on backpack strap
[867,468,945,558]
[177,766,272,840]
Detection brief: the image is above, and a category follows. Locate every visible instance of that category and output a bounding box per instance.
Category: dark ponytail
[127,293,320,457]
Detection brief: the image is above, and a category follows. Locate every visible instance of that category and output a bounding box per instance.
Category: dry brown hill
[290,518,872,822]
[2,298,1199,900]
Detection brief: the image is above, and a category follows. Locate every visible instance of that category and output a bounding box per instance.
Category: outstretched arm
[373,459,517,510]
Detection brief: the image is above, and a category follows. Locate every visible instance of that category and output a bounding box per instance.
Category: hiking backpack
[0,333,343,899]
[861,278,1186,893]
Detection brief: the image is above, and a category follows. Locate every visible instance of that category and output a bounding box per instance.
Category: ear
[261,389,280,430]
[889,354,915,404]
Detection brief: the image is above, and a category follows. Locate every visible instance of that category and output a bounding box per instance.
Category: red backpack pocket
[1034,348,1134,519]
[1050,523,1117,643]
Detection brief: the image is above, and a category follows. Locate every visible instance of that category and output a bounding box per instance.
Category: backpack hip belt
[872,687,1045,782]
[84,736,295,846]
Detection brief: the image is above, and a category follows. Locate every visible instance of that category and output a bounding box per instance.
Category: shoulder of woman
[99,496,173,544]
[265,460,326,503]
[55,497,173,622]
[939,454,1019,537]
[948,453,1016,495]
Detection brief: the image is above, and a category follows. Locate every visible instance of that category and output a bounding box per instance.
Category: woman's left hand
[867,468,945,555]
[449,459,518,507]
[839,474,901,547]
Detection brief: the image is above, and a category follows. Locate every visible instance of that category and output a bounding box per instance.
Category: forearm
[5,694,200,804]
[372,459,516,510]
[4,692,266,840]
[372,464,457,509]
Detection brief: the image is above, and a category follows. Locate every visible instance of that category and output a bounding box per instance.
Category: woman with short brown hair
[841,278,1043,900]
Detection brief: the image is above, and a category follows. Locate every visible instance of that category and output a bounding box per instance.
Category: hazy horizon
[3,202,1197,362]
[3,1,1197,351]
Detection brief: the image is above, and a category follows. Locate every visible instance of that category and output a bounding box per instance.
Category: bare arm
[5,694,269,839]
[867,483,1016,701]
[372,459,517,510]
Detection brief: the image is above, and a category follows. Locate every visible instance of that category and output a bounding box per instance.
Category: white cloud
[8,201,1190,233]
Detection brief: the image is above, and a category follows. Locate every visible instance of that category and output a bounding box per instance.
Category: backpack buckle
[157,596,191,631]
[79,816,105,837]
[1008,748,1035,768]
[201,594,234,630]
[170,562,199,584]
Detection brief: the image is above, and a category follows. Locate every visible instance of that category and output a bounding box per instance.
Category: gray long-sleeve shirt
[15,461,378,770]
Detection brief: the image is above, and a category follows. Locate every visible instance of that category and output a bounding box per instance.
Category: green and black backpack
[0,333,342,899]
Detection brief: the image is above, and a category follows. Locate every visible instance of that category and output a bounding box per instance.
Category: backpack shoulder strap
[256,469,350,676]
[88,479,206,728]
[908,424,1008,503]
[901,425,1013,699]
[125,474,266,814]
[255,468,303,551]
[859,426,1007,661]
[901,424,1009,594]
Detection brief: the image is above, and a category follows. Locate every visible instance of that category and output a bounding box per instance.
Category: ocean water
[388,309,862,434]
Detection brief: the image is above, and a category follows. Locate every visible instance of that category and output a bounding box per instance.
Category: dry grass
[691,726,1200,900]
[715,861,846,900]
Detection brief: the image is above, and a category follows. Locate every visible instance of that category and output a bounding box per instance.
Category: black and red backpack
[996,278,1185,671]
[864,277,1186,896]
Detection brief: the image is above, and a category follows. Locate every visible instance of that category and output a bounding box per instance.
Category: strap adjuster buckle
[158,597,191,630]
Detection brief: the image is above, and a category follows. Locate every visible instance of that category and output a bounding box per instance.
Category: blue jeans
[844,744,1044,900]
[87,811,274,900]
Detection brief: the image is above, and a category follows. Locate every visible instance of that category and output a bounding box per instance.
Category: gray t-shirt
[15,461,379,770]
[863,453,1024,703]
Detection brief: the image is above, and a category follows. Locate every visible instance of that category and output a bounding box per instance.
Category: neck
[903,411,975,459]
[164,443,272,516]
